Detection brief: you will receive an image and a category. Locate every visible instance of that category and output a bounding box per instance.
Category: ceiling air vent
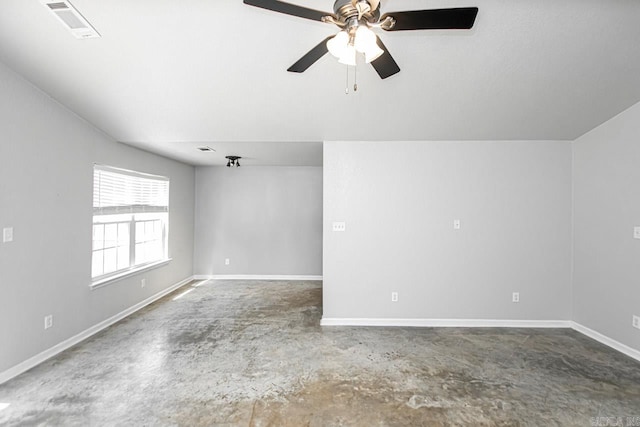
[41,0,100,39]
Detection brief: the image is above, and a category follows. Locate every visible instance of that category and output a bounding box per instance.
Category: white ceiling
[1,0,639,166]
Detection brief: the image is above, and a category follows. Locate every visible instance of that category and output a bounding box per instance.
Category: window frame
[91,165,171,289]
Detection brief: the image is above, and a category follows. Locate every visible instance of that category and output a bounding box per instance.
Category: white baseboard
[320,318,572,328]
[320,318,640,362]
[4,289,637,385]
[571,322,640,362]
[194,275,323,281]
[0,276,195,385]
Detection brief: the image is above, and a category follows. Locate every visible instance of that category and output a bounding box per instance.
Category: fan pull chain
[344,63,359,95]
[345,65,349,94]
[354,62,358,92]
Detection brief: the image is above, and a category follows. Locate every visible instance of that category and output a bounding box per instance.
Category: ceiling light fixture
[326,18,383,65]
[225,156,241,167]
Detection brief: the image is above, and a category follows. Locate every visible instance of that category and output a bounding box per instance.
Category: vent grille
[47,2,69,10]
[55,9,86,29]
[41,0,100,39]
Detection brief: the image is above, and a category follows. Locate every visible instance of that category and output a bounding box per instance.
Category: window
[92,165,169,284]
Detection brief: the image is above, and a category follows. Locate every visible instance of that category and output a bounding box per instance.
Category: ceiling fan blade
[287,36,333,73]
[243,0,332,22]
[382,7,478,31]
[370,38,400,79]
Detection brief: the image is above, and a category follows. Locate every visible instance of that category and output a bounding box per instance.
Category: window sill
[90,259,172,290]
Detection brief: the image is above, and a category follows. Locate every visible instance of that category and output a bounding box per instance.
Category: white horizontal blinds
[93,165,169,215]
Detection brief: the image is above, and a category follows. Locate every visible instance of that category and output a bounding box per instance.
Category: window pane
[104,247,117,274]
[150,240,162,261]
[135,243,145,265]
[105,224,118,248]
[117,246,130,270]
[93,224,104,250]
[118,223,129,245]
[145,221,154,240]
[135,222,145,243]
[153,220,161,239]
[92,251,104,277]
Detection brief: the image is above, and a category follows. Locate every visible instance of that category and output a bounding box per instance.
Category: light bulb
[327,31,349,58]
[338,44,357,66]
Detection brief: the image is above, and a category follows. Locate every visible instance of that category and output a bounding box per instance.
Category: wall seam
[569,140,576,323]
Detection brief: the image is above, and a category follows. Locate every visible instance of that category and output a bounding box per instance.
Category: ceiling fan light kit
[327,24,383,65]
[243,0,478,79]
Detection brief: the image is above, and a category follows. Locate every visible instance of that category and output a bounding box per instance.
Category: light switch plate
[44,315,53,330]
[634,227,640,239]
[454,220,461,230]
[3,227,13,243]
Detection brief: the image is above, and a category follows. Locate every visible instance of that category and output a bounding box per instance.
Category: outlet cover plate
[634,227,640,239]
[512,292,520,303]
[332,222,346,232]
[633,315,640,329]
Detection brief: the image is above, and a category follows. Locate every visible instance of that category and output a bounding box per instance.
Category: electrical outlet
[44,315,53,330]
[634,227,640,239]
[633,315,640,330]
[225,258,230,266]
[391,292,399,302]
[453,219,461,230]
[141,278,146,288]
[332,222,346,232]
[512,292,520,303]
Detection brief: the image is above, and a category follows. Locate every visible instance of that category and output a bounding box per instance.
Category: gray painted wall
[0,61,195,374]
[573,102,640,352]
[194,167,322,276]
[323,141,572,321]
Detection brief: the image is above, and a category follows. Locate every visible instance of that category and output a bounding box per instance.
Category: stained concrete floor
[1,280,639,426]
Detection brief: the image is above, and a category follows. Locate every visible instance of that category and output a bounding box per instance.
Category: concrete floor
[1,280,639,426]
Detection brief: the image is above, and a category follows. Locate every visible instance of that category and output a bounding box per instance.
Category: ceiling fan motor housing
[333,0,380,25]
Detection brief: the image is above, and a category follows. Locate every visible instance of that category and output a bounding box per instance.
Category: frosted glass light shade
[327,27,382,66]
[338,44,357,66]
[354,26,376,53]
[364,41,384,63]
[327,31,349,58]
[354,26,384,63]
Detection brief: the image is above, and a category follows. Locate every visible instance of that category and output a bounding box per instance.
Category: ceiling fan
[243,0,478,79]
